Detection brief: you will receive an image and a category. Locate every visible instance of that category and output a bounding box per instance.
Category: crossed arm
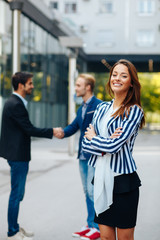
[85,124,123,140]
[82,105,143,155]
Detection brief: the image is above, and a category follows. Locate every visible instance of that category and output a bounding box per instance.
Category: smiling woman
[110,64,132,105]
[82,59,145,240]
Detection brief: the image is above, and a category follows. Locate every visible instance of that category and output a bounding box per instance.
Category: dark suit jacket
[63,96,101,160]
[0,94,53,162]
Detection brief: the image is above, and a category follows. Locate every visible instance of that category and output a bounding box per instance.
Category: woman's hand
[84,124,96,141]
[110,127,123,139]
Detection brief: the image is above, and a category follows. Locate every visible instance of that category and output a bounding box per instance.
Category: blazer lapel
[11,94,28,113]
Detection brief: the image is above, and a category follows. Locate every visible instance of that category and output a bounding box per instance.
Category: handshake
[53,127,64,139]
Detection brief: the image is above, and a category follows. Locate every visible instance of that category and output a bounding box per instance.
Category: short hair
[78,73,95,92]
[12,72,33,90]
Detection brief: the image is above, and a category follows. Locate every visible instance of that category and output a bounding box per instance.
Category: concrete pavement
[0,130,160,240]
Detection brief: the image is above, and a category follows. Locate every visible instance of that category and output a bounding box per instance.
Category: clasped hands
[53,127,64,139]
[84,124,123,141]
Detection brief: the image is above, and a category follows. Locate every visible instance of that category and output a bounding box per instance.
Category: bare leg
[99,224,116,240]
[117,227,135,240]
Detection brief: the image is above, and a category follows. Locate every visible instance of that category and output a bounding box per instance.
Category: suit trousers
[7,161,29,237]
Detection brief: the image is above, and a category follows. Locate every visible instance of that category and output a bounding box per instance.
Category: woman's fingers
[84,124,96,140]
[110,127,123,138]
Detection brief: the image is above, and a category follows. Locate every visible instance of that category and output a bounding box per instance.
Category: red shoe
[80,228,100,240]
[72,226,90,237]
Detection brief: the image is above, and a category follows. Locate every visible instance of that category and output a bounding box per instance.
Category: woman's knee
[99,225,116,240]
[101,235,113,240]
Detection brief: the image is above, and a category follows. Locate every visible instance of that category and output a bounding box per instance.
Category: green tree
[94,72,111,101]
[139,73,160,123]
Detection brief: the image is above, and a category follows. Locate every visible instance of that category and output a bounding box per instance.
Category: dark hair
[106,59,145,128]
[78,73,95,92]
[12,72,33,90]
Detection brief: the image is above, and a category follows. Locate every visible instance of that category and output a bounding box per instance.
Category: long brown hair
[106,59,145,128]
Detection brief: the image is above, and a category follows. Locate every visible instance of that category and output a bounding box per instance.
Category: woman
[82,59,145,240]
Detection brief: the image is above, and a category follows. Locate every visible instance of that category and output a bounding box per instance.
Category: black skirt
[94,172,141,229]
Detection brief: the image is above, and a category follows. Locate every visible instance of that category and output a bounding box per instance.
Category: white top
[13,92,28,108]
[94,105,122,216]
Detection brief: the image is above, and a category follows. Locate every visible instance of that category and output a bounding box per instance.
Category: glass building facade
[0,0,86,129]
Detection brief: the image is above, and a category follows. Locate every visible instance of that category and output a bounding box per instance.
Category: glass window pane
[100,0,113,13]
[50,1,58,9]
[137,30,154,46]
[138,0,154,14]
[65,2,77,13]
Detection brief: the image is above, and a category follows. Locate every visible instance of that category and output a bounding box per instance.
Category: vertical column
[9,1,23,74]
[0,39,2,129]
[0,0,5,129]
[68,54,76,156]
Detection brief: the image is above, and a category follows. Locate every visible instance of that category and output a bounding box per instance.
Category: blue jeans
[7,161,29,237]
[79,159,99,229]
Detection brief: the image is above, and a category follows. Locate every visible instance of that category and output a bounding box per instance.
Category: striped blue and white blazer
[82,100,144,174]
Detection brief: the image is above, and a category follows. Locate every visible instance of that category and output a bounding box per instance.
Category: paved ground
[0,130,160,240]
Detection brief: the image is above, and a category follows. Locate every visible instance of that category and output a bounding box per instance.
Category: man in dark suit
[0,72,54,240]
[54,74,101,240]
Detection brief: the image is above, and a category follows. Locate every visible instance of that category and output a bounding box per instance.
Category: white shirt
[13,92,28,108]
